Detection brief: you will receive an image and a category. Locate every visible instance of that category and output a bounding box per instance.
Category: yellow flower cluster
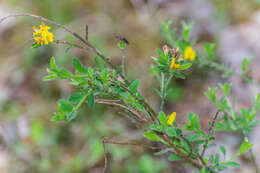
[170,58,181,70]
[167,112,176,126]
[32,22,54,45]
[184,46,196,61]
[168,46,196,70]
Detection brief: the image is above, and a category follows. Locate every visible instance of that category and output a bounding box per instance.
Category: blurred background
[1,0,260,172]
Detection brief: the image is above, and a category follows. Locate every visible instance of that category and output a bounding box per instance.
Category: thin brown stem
[101,137,164,173]
[201,110,220,158]
[102,138,108,173]
[117,111,146,130]
[94,99,149,123]
[0,14,73,34]
[85,24,88,41]
[54,40,84,49]
[103,138,162,150]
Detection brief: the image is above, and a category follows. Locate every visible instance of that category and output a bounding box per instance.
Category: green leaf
[72,58,88,73]
[194,115,200,130]
[216,165,228,171]
[101,67,109,83]
[51,113,66,122]
[58,99,73,113]
[179,63,192,70]
[215,153,220,163]
[129,80,139,93]
[151,56,159,63]
[239,141,253,154]
[241,57,253,71]
[42,74,58,81]
[94,56,102,69]
[50,57,58,71]
[215,122,226,131]
[144,131,161,141]
[58,68,72,79]
[158,111,167,126]
[87,92,95,108]
[186,134,200,142]
[204,87,218,103]
[117,40,127,49]
[66,111,78,121]
[201,168,208,173]
[204,43,216,60]
[154,148,173,156]
[165,127,176,137]
[31,43,41,48]
[133,102,144,111]
[183,140,191,153]
[175,128,182,136]
[220,145,226,158]
[168,154,183,161]
[66,35,74,40]
[181,21,194,42]
[219,83,232,97]
[87,68,94,80]
[69,92,84,104]
[156,48,165,59]
[149,124,164,132]
[184,112,200,131]
[173,71,186,79]
[226,161,240,167]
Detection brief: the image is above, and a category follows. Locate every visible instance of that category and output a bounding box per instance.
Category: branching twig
[201,110,220,158]
[103,138,162,150]
[117,111,146,130]
[54,40,84,49]
[101,137,163,173]
[94,99,149,123]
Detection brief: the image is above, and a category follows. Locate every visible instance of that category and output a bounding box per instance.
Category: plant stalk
[121,48,125,76]
[249,148,259,173]
[160,73,165,111]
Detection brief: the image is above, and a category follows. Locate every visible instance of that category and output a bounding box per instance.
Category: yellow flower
[184,46,196,61]
[32,22,54,45]
[34,37,43,45]
[170,58,181,69]
[167,112,176,126]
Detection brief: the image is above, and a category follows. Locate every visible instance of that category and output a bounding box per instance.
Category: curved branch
[0,13,73,34]
[201,110,220,157]
[0,13,117,72]
[95,99,149,123]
